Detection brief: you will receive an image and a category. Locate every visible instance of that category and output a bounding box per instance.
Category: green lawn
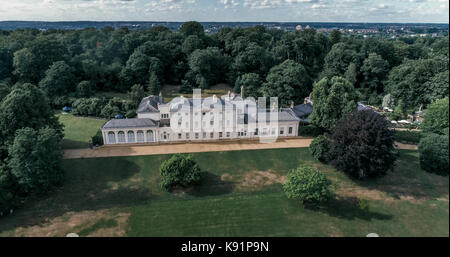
[57,113,107,149]
[0,148,448,237]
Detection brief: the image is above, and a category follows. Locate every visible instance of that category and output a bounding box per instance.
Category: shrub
[421,97,449,135]
[160,154,201,191]
[72,97,106,117]
[51,95,75,109]
[418,133,449,176]
[394,130,423,144]
[298,125,323,137]
[309,135,330,162]
[329,110,397,179]
[358,198,370,212]
[283,165,333,205]
[91,130,104,146]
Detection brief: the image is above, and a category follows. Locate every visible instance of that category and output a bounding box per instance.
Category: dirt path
[394,142,419,150]
[63,138,314,159]
[63,138,418,159]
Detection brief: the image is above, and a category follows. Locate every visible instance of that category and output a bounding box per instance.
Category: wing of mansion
[100,89,313,145]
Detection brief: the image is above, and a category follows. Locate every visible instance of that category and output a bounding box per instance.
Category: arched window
[128,131,135,143]
[146,130,154,142]
[118,131,126,143]
[137,131,144,143]
[108,132,116,144]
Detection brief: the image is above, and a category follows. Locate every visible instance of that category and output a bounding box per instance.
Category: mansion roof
[102,118,159,129]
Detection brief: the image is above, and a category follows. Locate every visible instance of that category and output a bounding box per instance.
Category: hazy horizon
[0,0,448,24]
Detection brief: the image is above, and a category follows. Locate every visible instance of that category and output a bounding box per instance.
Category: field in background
[57,113,107,149]
[0,148,447,237]
[162,84,233,102]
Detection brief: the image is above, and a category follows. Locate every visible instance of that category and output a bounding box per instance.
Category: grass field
[0,148,447,237]
[57,113,107,149]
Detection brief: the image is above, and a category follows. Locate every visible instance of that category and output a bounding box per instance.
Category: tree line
[0,22,448,112]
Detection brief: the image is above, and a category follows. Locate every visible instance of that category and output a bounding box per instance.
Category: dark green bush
[91,130,104,146]
[160,154,201,191]
[298,125,323,137]
[72,97,106,117]
[309,135,330,162]
[418,133,449,176]
[394,130,423,144]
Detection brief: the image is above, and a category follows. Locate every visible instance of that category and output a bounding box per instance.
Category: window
[210,132,214,138]
[271,128,276,135]
[226,132,231,138]
[280,128,284,135]
[161,114,169,119]
[128,131,135,143]
[108,132,116,144]
[118,131,126,143]
[219,132,223,138]
[203,132,206,138]
[178,133,182,139]
[195,133,199,139]
[186,133,190,139]
[255,128,258,136]
[289,127,293,134]
[137,131,144,143]
[146,130,154,142]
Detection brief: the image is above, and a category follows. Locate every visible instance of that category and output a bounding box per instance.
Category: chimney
[271,102,277,112]
[227,90,231,98]
[240,86,244,98]
[213,94,217,103]
[158,91,164,103]
[290,101,294,109]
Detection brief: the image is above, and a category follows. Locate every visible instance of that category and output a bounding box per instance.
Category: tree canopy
[309,76,359,131]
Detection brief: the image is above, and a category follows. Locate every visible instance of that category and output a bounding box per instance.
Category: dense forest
[0,21,448,114]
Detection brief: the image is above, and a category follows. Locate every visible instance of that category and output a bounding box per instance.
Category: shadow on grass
[353,151,449,201]
[188,171,234,197]
[61,139,90,149]
[0,158,156,234]
[307,197,393,221]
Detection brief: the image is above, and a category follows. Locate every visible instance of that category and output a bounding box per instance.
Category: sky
[0,0,448,23]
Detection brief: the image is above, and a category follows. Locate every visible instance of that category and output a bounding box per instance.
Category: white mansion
[100,89,307,145]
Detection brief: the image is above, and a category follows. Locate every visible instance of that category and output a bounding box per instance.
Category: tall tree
[328,110,397,179]
[309,76,359,131]
[179,21,205,37]
[12,36,68,83]
[234,73,262,99]
[386,56,448,110]
[360,53,389,94]
[0,83,63,147]
[39,61,76,98]
[421,97,449,135]
[8,127,64,194]
[321,42,360,79]
[128,84,146,108]
[262,60,311,107]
